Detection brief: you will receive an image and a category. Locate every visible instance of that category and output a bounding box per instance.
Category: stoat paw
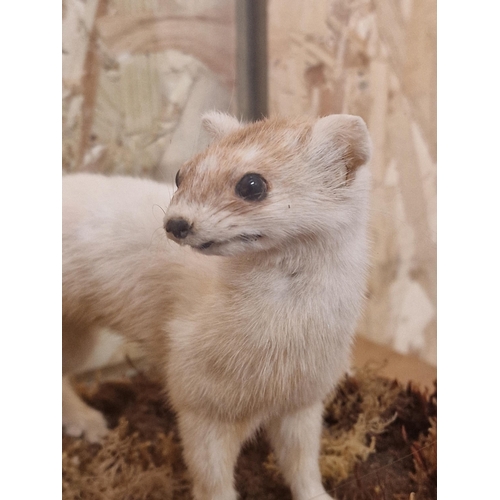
[63,406,108,443]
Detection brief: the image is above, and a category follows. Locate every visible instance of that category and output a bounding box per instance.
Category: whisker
[152,203,166,215]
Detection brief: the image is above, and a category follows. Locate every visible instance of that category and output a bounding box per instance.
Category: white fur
[202,110,242,139]
[62,114,371,500]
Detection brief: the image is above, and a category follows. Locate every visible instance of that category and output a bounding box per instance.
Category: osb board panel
[62,0,236,180]
[353,337,436,390]
[268,0,436,365]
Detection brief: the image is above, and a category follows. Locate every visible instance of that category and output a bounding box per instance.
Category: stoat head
[164,112,371,256]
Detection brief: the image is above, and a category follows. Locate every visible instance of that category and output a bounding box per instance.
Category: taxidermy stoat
[62,112,371,500]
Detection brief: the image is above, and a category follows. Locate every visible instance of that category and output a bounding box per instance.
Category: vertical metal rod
[236,0,268,122]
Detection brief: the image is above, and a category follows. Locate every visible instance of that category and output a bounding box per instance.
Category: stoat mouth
[195,234,262,251]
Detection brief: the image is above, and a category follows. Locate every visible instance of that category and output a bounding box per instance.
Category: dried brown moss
[63,369,436,500]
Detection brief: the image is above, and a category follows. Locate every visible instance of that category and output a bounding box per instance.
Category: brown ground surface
[352,337,437,391]
[63,365,436,500]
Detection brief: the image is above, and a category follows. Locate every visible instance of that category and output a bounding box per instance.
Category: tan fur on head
[166,114,371,257]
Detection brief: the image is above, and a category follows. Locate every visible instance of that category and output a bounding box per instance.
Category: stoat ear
[309,114,371,179]
[202,111,242,139]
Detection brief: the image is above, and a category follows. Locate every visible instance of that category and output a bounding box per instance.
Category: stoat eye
[235,173,268,201]
[175,170,181,188]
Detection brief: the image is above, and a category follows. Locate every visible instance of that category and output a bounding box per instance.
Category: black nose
[165,218,192,239]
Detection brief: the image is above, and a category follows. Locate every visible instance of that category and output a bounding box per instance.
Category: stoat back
[62,173,211,350]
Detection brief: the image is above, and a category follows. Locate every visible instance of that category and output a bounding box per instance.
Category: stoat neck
[219,228,363,295]
[210,227,366,352]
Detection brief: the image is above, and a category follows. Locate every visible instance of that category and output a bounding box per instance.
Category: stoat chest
[167,249,363,420]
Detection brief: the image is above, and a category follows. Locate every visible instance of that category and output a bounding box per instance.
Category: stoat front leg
[176,410,260,500]
[265,402,335,500]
